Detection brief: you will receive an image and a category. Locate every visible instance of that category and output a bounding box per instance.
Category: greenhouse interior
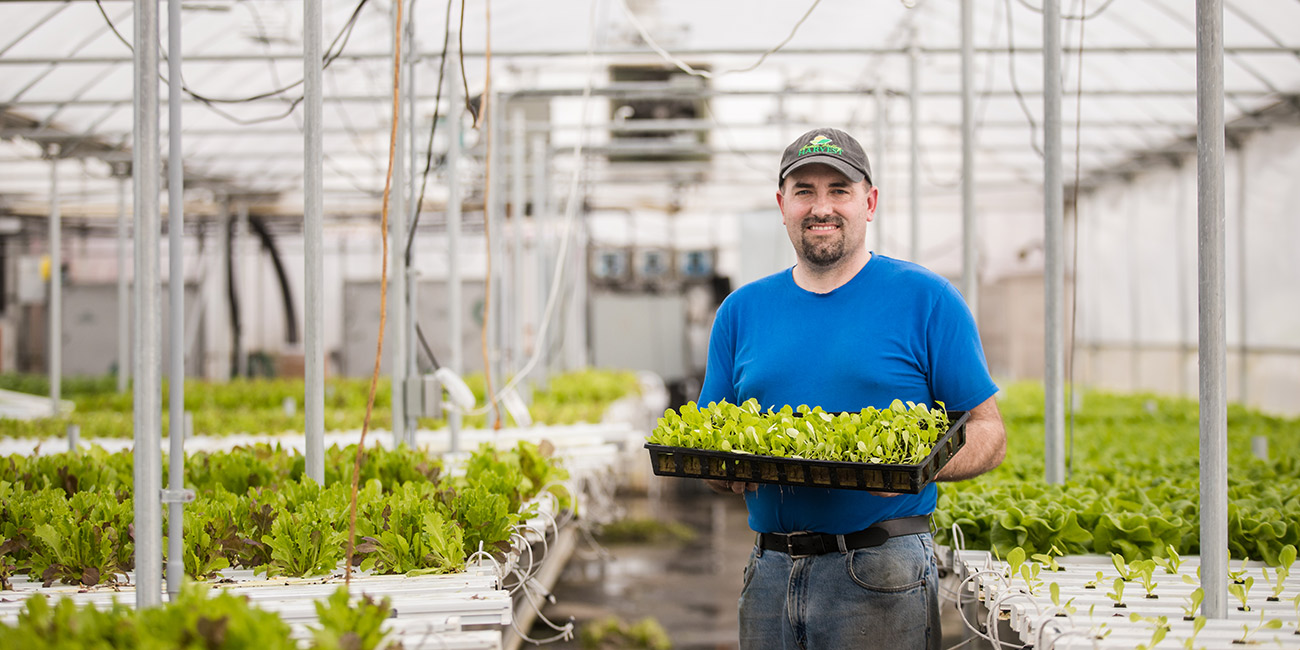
[0,0,1298,648]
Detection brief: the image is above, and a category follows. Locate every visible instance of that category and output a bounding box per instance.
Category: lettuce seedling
[1229,576,1254,612]
[1111,553,1134,582]
[1129,613,1170,650]
[1182,616,1206,650]
[1107,578,1127,608]
[1152,544,1182,575]
[1269,544,1296,601]
[1236,610,1282,645]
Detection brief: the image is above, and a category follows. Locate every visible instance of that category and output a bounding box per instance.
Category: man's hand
[705,479,758,494]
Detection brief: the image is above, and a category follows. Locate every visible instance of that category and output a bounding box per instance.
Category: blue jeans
[738,532,940,650]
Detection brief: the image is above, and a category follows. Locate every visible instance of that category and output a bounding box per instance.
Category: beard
[798,218,848,266]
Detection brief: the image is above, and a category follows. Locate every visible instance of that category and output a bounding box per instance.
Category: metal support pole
[488,91,505,425]
[960,0,977,312]
[530,134,549,389]
[1197,0,1228,621]
[1175,162,1191,397]
[405,5,419,443]
[908,34,921,263]
[1235,149,1248,404]
[446,21,464,447]
[303,0,325,483]
[510,108,526,377]
[390,0,409,445]
[1129,186,1142,390]
[47,151,61,415]
[233,202,248,378]
[132,0,162,609]
[116,172,130,393]
[165,0,186,598]
[1043,0,1066,485]
[872,86,885,255]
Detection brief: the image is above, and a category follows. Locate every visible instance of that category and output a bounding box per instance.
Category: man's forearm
[935,396,1006,482]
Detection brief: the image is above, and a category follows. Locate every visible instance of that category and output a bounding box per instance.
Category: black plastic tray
[644,410,969,494]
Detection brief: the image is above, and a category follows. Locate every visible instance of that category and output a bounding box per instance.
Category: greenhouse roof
[1,0,1298,223]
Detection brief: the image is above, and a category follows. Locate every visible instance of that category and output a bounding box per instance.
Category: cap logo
[798,135,844,157]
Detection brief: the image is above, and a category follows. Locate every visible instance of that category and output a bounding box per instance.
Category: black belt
[758,515,932,558]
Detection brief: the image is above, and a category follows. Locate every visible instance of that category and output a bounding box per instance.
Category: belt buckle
[784,531,817,559]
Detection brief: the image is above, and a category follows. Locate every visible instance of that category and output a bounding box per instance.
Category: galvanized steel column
[908,34,920,263]
[1043,0,1066,485]
[165,0,187,598]
[446,21,464,448]
[530,134,548,388]
[404,5,419,443]
[390,0,409,445]
[1197,0,1228,621]
[117,172,130,393]
[133,0,163,609]
[47,152,61,415]
[303,0,325,482]
[960,0,977,312]
[872,86,885,255]
[510,108,526,377]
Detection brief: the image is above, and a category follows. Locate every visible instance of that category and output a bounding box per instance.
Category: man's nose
[811,195,835,217]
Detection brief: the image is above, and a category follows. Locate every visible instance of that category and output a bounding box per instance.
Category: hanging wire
[1066,0,1089,479]
[1012,0,1119,20]
[614,0,825,80]
[344,0,403,587]
[1002,0,1044,158]
[406,0,457,266]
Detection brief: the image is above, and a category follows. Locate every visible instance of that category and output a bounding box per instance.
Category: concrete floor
[531,478,992,649]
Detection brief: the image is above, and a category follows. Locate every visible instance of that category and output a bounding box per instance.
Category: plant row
[0,583,398,650]
[0,368,641,439]
[646,398,951,465]
[0,441,571,588]
[934,383,1300,565]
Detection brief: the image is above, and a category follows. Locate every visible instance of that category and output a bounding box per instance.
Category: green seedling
[1269,544,1295,601]
[1084,570,1105,590]
[1182,615,1206,650]
[1132,559,1160,598]
[1112,553,1134,582]
[1236,610,1282,645]
[1049,582,1077,615]
[1181,586,1205,620]
[1229,556,1250,585]
[1107,577,1127,608]
[1153,544,1183,575]
[1292,593,1299,634]
[1032,545,1065,572]
[1229,576,1254,612]
[1130,612,1170,650]
[1020,561,1044,596]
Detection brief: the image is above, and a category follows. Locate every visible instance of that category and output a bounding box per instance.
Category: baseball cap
[778,127,872,186]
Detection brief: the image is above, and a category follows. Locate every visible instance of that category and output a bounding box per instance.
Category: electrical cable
[406,0,457,266]
[1012,0,1118,20]
[345,0,402,587]
[614,0,825,80]
[458,0,477,124]
[1003,0,1044,158]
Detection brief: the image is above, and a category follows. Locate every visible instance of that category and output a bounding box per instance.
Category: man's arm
[935,395,1005,482]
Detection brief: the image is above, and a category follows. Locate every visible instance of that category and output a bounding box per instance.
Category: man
[698,127,1006,650]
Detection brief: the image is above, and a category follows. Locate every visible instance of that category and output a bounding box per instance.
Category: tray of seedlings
[644,399,968,494]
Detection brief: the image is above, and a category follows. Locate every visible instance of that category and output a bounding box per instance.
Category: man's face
[776,164,878,270]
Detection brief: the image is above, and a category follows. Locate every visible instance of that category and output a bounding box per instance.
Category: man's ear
[776,187,787,223]
[865,185,879,222]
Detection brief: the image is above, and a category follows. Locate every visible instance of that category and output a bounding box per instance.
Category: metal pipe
[487,91,505,425]
[908,33,920,263]
[303,0,324,483]
[1044,0,1066,485]
[116,172,130,393]
[446,18,464,448]
[1129,183,1142,390]
[6,45,1297,66]
[165,0,186,598]
[132,0,162,609]
[406,3,420,443]
[960,0,977,313]
[1197,0,1228,620]
[872,86,885,255]
[1175,162,1191,397]
[390,0,408,445]
[233,202,248,378]
[48,151,61,414]
[510,108,526,377]
[530,134,549,390]
[1235,148,1248,405]
[6,88,1276,110]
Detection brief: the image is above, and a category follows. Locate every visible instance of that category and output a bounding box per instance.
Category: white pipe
[303,0,324,482]
[165,0,187,598]
[1043,0,1066,485]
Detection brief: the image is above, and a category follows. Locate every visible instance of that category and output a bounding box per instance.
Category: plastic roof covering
[0,0,1298,222]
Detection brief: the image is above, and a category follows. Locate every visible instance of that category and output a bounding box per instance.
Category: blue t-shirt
[698,254,998,535]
